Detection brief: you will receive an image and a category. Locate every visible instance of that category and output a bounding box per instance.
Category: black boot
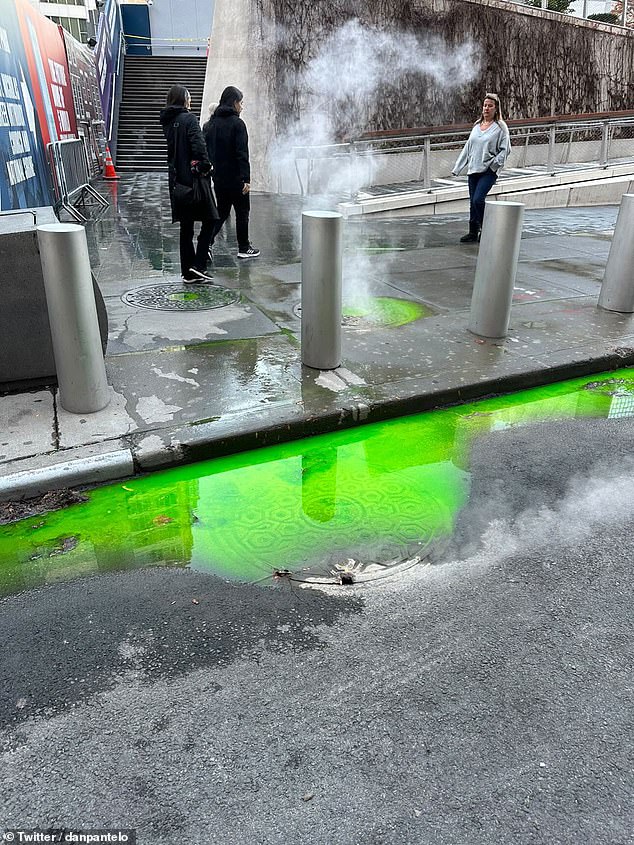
[460,221,480,243]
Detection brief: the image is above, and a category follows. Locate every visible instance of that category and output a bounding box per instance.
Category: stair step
[116,55,208,173]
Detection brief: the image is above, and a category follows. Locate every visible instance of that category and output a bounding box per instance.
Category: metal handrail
[122,33,208,53]
[291,113,634,195]
[498,0,631,30]
[350,114,634,147]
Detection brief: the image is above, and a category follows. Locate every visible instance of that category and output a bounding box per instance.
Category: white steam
[270,19,479,197]
[268,19,478,305]
[303,20,477,106]
[466,460,634,565]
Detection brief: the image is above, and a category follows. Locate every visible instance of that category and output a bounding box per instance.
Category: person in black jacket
[203,86,260,259]
[160,84,216,282]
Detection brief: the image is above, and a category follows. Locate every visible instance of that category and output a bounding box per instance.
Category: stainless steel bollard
[469,200,525,339]
[301,210,343,369]
[598,193,634,313]
[37,223,110,413]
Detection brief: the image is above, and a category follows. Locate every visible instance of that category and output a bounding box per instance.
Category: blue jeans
[468,168,497,227]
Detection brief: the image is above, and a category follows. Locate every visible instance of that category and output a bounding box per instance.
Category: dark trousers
[468,168,498,227]
[180,216,214,276]
[212,186,250,252]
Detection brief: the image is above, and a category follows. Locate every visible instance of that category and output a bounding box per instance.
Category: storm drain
[122,283,239,312]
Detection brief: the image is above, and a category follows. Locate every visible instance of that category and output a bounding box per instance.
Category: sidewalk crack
[52,388,61,450]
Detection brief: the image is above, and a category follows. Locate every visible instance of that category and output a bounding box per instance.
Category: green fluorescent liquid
[343,297,433,327]
[0,369,632,595]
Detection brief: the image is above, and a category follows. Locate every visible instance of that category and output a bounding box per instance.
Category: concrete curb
[2,349,633,503]
[339,166,634,218]
[130,347,634,468]
[0,448,134,503]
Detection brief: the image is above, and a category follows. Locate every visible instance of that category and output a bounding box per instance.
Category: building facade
[28,0,100,42]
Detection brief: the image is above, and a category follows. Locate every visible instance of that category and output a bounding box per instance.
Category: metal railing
[289,112,634,197]
[500,0,631,29]
[122,33,209,54]
[47,139,109,223]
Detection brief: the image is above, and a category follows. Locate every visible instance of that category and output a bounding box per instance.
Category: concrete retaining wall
[202,0,634,191]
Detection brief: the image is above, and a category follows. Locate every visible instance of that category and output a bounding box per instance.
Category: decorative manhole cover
[122,283,239,311]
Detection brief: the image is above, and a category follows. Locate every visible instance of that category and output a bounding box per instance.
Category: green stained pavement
[0,369,631,597]
[3,185,634,554]
[343,297,433,327]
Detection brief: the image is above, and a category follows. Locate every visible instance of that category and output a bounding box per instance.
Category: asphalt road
[1,416,633,844]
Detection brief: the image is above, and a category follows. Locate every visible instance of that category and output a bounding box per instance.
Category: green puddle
[1,369,633,596]
[168,292,202,303]
[343,297,433,327]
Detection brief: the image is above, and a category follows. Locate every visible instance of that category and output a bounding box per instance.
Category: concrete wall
[202,0,634,191]
[201,0,275,190]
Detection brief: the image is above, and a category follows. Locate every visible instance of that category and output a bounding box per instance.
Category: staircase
[115,55,207,172]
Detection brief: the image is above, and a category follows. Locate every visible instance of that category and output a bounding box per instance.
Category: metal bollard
[301,210,343,369]
[598,194,634,313]
[469,200,524,339]
[37,222,110,413]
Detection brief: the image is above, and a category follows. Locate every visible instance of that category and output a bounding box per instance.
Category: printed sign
[15,0,77,145]
[0,0,51,210]
[63,28,105,173]
[95,0,122,140]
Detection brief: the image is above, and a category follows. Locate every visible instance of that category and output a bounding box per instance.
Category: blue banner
[95,0,122,141]
[0,0,52,210]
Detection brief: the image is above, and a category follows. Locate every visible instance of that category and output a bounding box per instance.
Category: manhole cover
[274,532,443,587]
[122,283,239,311]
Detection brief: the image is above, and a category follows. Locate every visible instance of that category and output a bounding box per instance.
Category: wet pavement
[2,173,634,497]
[0,414,632,844]
[1,175,633,845]
[3,369,634,596]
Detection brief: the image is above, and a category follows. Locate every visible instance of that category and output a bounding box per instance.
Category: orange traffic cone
[103,145,119,180]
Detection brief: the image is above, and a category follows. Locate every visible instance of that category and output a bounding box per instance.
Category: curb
[2,349,633,503]
[131,348,634,468]
[0,448,134,503]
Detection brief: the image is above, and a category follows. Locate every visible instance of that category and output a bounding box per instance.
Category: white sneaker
[187,267,214,283]
[237,246,260,259]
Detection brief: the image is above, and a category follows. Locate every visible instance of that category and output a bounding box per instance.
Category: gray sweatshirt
[452,120,511,176]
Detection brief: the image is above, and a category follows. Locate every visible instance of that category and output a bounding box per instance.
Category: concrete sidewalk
[1,174,633,500]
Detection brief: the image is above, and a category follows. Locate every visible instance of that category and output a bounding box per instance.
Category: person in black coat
[203,86,260,259]
[160,84,216,282]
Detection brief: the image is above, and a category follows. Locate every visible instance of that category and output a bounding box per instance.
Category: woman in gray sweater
[452,93,510,243]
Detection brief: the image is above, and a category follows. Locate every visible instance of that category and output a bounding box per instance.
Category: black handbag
[173,181,194,207]
[192,173,219,221]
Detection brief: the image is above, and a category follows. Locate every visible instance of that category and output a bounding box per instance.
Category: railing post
[307,157,313,196]
[600,121,610,167]
[547,124,556,174]
[469,200,525,339]
[423,136,432,188]
[598,194,634,313]
[301,211,343,370]
[37,223,110,413]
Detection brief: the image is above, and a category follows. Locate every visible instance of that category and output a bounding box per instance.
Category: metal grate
[122,283,239,311]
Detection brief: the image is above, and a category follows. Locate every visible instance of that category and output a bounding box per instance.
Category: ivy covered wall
[202,0,634,189]
[252,0,634,134]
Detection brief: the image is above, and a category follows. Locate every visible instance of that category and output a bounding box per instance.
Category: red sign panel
[15,0,77,144]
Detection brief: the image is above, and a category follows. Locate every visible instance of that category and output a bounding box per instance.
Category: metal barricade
[47,138,108,223]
